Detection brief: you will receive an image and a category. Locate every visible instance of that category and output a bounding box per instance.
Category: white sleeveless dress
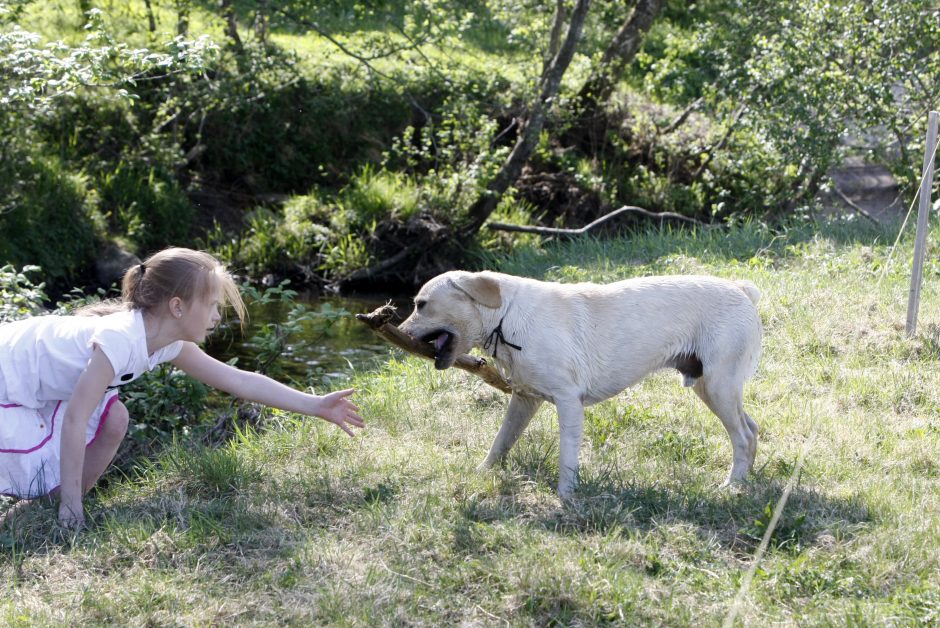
[0,309,183,498]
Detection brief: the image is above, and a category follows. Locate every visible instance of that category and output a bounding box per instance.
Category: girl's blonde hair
[81,248,247,326]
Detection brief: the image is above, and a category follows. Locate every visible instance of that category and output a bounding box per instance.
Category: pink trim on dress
[87,394,118,448]
[0,401,61,454]
[0,403,22,408]
[37,394,120,497]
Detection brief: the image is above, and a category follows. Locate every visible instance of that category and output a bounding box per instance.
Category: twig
[486,204,709,237]
[355,304,512,394]
[831,184,880,223]
[660,97,702,135]
[692,104,747,180]
[338,245,417,286]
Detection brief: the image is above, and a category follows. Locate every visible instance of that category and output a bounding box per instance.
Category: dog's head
[399,271,502,369]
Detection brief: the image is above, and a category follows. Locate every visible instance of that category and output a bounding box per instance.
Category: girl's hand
[315,388,364,436]
[58,499,86,530]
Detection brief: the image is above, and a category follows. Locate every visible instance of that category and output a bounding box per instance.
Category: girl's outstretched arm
[170,342,364,436]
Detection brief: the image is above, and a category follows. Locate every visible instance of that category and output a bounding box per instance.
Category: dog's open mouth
[420,329,455,369]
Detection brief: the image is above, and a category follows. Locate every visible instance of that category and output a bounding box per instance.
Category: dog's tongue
[434,332,449,352]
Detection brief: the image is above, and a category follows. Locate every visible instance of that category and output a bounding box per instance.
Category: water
[203,293,413,385]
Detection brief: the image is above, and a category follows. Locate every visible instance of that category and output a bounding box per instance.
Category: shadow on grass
[458,462,871,558]
[0,493,280,562]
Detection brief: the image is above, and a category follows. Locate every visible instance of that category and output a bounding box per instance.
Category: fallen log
[355,304,512,394]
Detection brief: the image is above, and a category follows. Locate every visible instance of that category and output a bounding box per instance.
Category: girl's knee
[101,400,130,441]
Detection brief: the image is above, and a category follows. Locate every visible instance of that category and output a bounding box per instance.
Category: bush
[194,52,416,194]
[0,153,102,293]
[99,163,195,252]
[0,264,47,324]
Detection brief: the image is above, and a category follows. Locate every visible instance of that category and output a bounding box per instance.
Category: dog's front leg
[554,396,585,498]
[479,392,543,469]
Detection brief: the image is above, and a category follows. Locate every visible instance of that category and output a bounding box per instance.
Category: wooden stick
[355,304,512,394]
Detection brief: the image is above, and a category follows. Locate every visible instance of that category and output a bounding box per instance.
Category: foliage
[3,0,940,288]
[0,263,46,324]
[632,0,940,212]
[0,4,217,289]
[0,153,102,290]
[120,364,211,445]
[0,9,217,138]
[99,163,195,252]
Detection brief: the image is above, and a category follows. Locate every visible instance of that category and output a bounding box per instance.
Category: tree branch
[660,97,703,135]
[831,184,879,224]
[459,0,592,239]
[576,0,662,111]
[692,103,747,180]
[486,204,709,236]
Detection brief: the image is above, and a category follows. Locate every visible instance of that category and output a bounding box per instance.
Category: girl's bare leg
[49,400,130,498]
[80,400,129,493]
[1,402,130,528]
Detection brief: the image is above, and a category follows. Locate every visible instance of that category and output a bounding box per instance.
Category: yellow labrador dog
[399,271,762,497]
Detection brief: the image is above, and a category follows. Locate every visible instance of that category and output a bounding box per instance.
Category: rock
[820,159,904,224]
[95,244,141,289]
[829,163,899,198]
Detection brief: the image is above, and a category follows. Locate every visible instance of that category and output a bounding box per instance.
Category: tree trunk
[219,0,243,51]
[143,0,156,33]
[254,0,270,45]
[576,0,663,114]
[458,0,592,240]
[176,0,190,36]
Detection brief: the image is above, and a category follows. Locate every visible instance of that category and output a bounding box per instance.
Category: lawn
[3,217,940,625]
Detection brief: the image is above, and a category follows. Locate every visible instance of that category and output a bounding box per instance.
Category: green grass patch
[4,217,940,623]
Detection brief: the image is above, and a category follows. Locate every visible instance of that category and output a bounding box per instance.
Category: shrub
[0,264,47,324]
[99,163,195,252]
[0,154,101,293]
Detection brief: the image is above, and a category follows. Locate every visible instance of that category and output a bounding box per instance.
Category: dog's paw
[718,476,749,494]
[475,459,496,472]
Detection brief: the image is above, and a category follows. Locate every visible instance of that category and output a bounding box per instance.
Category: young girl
[0,247,363,529]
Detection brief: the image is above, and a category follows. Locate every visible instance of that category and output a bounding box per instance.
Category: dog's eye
[415,300,427,311]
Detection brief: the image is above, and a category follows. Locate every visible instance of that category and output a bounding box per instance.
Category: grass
[4,216,940,624]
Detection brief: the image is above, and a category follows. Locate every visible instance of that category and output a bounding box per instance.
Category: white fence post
[906,110,939,337]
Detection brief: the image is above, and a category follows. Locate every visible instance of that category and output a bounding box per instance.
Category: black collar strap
[483,316,522,359]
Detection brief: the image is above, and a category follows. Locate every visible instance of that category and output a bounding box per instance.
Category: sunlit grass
[4,217,940,624]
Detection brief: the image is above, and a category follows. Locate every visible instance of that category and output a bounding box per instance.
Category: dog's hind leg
[692,375,758,486]
[479,392,543,469]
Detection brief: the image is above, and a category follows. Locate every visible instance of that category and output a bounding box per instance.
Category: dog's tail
[734,280,761,305]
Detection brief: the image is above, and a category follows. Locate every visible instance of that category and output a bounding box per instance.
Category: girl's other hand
[315,388,364,437]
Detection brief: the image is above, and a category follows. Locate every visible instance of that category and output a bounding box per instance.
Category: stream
[203,292,413,386]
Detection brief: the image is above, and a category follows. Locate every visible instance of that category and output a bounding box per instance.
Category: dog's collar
[483,315,522,359]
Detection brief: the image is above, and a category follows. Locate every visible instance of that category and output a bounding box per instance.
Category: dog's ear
[453,273,502,309]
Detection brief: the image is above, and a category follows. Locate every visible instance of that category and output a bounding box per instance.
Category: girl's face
[178,285,223,344]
